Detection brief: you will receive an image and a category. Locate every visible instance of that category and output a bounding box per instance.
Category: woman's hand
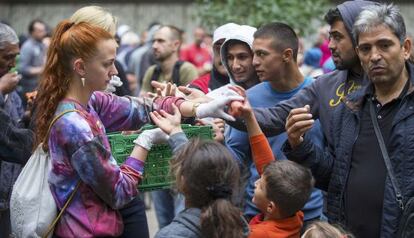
[195,94,244,121]
[133,128,169,151]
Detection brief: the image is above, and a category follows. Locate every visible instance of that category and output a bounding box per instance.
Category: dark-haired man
[140,25,198,95]
[220,24,259,90]
[226,22,324,226]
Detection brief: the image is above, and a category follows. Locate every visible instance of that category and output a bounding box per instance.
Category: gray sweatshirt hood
[337,0,378,46]
[220,25,257,85]
[213,22,240,44]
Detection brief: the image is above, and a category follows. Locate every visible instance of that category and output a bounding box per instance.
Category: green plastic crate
[107,124,213,191]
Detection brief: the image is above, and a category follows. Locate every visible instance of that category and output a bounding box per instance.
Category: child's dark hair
[171,138,244,238]
[263,160,314,217]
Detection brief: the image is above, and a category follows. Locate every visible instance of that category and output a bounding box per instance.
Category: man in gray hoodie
[220,25,260,90]
[228,0,376,147]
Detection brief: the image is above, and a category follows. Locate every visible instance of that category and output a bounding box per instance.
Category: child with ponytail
[149,105,249,238]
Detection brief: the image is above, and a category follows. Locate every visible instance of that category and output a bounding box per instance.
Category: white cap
[219,24,257,85]
[213,23,240,44]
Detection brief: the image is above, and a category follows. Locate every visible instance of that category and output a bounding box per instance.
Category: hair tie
[206,184,233,199]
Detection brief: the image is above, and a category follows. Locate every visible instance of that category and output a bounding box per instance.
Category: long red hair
[34,20,113,150]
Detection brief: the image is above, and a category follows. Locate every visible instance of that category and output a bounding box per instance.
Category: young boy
[231,86,315,238]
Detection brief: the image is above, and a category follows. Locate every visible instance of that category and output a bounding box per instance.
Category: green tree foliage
[196,0,329,36]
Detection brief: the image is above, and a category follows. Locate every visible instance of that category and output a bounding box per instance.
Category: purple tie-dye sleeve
[49,112,143,210]
[90,92,186,132]
[90,91,152,132]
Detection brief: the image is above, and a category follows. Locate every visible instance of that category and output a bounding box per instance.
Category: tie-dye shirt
[48,91,184,237]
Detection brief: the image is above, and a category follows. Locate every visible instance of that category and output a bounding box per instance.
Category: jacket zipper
[338,108,360,224]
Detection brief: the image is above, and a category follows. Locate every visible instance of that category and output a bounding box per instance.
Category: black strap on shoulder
[369,101,405,210]
[151,64,162,83]
[151,61,184,86]
[172,61,184,85]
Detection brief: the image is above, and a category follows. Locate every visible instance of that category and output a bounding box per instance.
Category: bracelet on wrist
[192,102,201,117]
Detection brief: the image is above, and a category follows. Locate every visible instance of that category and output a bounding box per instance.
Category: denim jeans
[151,189,185,229]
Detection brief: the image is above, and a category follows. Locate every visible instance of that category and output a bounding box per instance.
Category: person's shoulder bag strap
[172,60,184,86]
[43,109,82,238]
[369,101,405,210]
[150,64,162,83]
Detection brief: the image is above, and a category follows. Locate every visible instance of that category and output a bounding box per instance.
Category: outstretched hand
[178,86,212,103]
[227,85,253,118]
[195,94,244,121]
[285,105,314,148]
[133,128,169,151]
[151,81,187,98]
[150,104,183,135]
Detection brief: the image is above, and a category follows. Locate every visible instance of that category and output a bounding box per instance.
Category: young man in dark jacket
[285,3,414,237]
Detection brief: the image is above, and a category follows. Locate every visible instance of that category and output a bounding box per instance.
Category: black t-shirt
[345,94,403,237]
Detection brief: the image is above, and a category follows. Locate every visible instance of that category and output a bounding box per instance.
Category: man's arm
[227,80,320,137]
[282,136,333,191]
[282,105,332,190]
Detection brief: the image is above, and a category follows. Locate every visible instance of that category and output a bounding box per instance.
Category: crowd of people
[0,0,413,237]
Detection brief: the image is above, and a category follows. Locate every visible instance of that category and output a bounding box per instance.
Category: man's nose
[328,40,336,53]
[252,56,260,67]
[370,46,382,63]
[232,59,242,70]
[8,58,16,68]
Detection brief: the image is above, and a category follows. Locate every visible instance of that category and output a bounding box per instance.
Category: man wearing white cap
[189,23,239,93]
[220,24,259,90]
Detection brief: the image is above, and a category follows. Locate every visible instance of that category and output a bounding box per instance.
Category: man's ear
[355,45,361,58]
[73,58,86,77]
[173,40,181,52]
[282,48,293,63]
[403,37,412,61]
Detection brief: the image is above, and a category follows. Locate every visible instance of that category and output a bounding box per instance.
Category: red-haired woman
[34,20,241,237]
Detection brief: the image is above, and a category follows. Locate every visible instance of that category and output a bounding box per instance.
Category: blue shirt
[225,77,324,220]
